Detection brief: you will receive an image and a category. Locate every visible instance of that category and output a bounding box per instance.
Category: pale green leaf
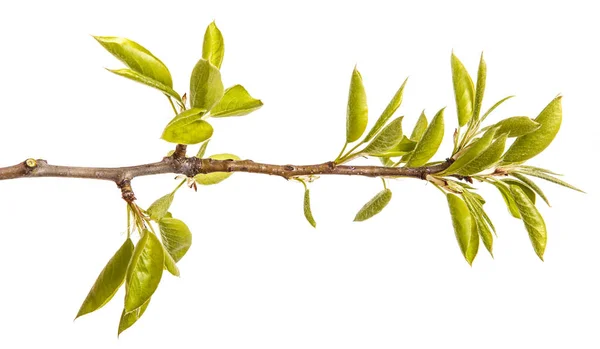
[159,217,192,262]
[457,133,507,175]
[515,168,584,193]
[346,67,368,142]
[472,53,486,121]
[194,153,240,185]
[161,108,213,145]
[451,53,475,127]
[303,188,317,228]
[371,136,416,158]
[510,185,547,260]
[507,174,548,205]
[196,140,210,158]
[405,108,445,167]
[482,116,541,138]
[502,96,562,164]
[362,117,404,155]
[443,126,498,175]
[163,246,180,277]
[410,111,429,141]
[209,85,263,117]
[146,193,174,221]
[107,69,181,101]
[493,181,521,219]
[480,95,514,122]
[446,193,479,265]
[364,78,408,142]
[354,189,392,222]
[202,21,225,69]
[76,239,134,319]
[190,59,224,111]
[125,231,164,311]
[118,298,150,336]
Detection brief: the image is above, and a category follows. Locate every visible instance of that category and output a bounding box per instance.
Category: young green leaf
[202,21,225,69]
[456,133,507,175]
[463,192,493,255]
[209,85,263,117]
[483,116,541,138]
[75,239,134,319]
[510,185,547,260]
[508,173,549,205]
[410,111,429,141]
[363,78,408,142]
[303,188,317,228]
[190,59,224,111]
[451,53,475,127]
[446,194,479,265]
[194,153,241,185]
[161,108,213,145]
[404,108,445,167]
[443,126,498,175]
[196,140,210,158]
[472,53,486,122]
[159,217,193,262]
[146,193,175,221]
[493,182,521,219]
[502,96,562,164]
[346,67,368,143]
[125,231,164,312]
[362,117,404,155]
[118,298,150,336]
[371,136,416,158]
[502,178,537,204]
[107,69,181,101]
[515,168,584,193]
[163,246,180,277]
[94,36,173,87]
[354,189,392,222]
[480,95,514,122]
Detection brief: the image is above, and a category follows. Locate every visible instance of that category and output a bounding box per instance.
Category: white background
[0,1,598,348]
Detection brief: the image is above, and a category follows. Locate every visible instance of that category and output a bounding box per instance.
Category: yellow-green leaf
[510,185,547,260]
[202,21,225,69]
[196,140,210,158]
[159,217,192,262]
[75,239,134,319]
[472,53,486,121]
[362,117,404,155]
[194,153,240,185]
[118,298,150,336]
[493,182,521,219]
[107,69,181,101]
[451,53,475,127]
[484,116,541,138]
[163,246,180,277]
[125,231,164,311]
[94,36,173,87]
[354,189,392,222]
[161,108,213,145]
[405,108,445,167]
[502,96,562,164]
[190,59,224,111]
[443,127,498,174]
[303,188,317,228]
[446,194,479,265]
[146,193,174,221]
[457,133,507,175]
[364,78,408,142]
[346,67,368,143]
[209,85,263,117]
[410,111,429,141]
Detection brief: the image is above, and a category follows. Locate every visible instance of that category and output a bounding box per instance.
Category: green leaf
[202,21,225,69]
[125,231,164,312]
[161,108,214,145]
[159,217,192,262]
[209,85,263,117]
[463,192,493,256]
[196,140,210,158]
[493,181,521,219]
[507,174,548,205]
[146,193,174,221]
[363,78,408,142]
[118,298,150,336]
[410,111,429,141]
[515,168,584,193]
[75,239,134,319]
[443,126,498,175]
[483,116,541,138]
[371,136,416,158]
[480,95,514,122]
[303,188,317,228]
[190,59,224,111]
[94,36,173,87]
[472,53,486,122]
[446,194,479,265]
[404,108,445,167]
[510,185,547,260]
[107,69,181,101]
[346,66,368,143]
[451,53,475,127]
[362,117,404,155]
[163,246,180,277]
[194,153,240,185]
[502,178,537,204]
[502,96,562,164]
[457,133,507,175]
[354,189,392,222]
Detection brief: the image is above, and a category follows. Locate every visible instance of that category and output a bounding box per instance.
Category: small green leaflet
[451,53,475,127]
[159,217,193,262]
[404,108,445,167]
[346,66,368,143]
[202,21,225,69]
[510,185,547,261]
[371,136,416,158]
[209,85,263,117]
[493,181,521,219]
[462,190,493,255]
[442,127,498,175]
[354,189,392,222]
[446,194,479,265]
[107,69,182,101]
[161,108,214,145]
[163,245,180,277]
[472,53,486,122]
[196,140,210,158]
[118,298,150,336]
[75,238,134,319]
[480,95,514,122]
[410,111,429,141]
[303,188,317,228]
[94,36,173,88]
[195,153,240,185]
[514,168,584,193]
[362,117,404,155]
[190,59,224,111]
[146,193,174,221]
[508,173,549,205]
[502,178,537,204]
[125,230,164,312]
[502,96,562,164]
[483,116,540,138]
[456,133,507,176]
[363,78,408,142]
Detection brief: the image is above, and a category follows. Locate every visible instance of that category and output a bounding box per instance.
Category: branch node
[117,179,136,203]
[172,144,187,159]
